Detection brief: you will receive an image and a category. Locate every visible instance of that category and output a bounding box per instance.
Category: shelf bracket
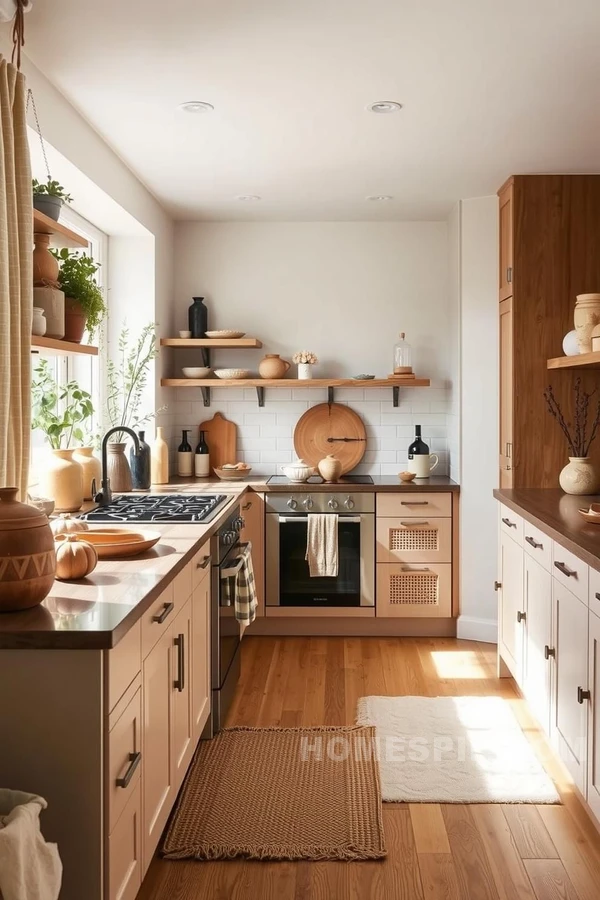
[201,387,211,407]
[256,386,265,407]
[392,386,400,407]
[328,386,335,404]
[201,348,210,368]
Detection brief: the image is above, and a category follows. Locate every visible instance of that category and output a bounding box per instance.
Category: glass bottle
[408,425,429,459]
[393,332,412,375]
[130,430,151,490]
[177,429,193,477]
[195,430,210,477]
[188,296,208,338]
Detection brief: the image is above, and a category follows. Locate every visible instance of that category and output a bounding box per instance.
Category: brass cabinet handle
[197,555,212,569]
[242,501,252,510]
[116,751,141,789]
[152,601,174,624]
[544,645,555,660]
[578,687,591,704]
[516,610,526,624]
[494,581,502,591]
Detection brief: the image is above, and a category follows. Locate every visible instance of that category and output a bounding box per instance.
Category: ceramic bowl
[579,506,600,524]
[352,374,375,380]
[205,330,246,339]
[213,465,252,481]
[182,367,212,378]
[179,330,192,339]
[398,471,416,483]
[214,368,251,379]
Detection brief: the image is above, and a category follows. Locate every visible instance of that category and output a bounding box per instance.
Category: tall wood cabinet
[497,175,600,488]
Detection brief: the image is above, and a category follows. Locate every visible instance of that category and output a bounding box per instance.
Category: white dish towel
[0,790,62,900]
[306,514,339,577]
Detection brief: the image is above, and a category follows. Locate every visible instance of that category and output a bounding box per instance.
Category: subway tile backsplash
[156,385,454,481]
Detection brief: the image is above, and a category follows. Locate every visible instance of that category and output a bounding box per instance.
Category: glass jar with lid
[393,332,413,375]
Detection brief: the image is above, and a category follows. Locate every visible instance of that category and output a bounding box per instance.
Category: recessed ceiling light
[236,194,261,201]
[366,195,394,202]
[178,101,214,113]
[367,101,403,114]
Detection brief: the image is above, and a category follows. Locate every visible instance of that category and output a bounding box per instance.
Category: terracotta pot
[73,447,102,500]
[559,457,599,495]
[259,354,291,379]
[0,487,56,612]
[574,293,600,353]
[33,286,65,339]
[41,449,84,512]
[33,233,59,285]
[318,454,343,483]
[63,297,87,343]
[107,442,132,492]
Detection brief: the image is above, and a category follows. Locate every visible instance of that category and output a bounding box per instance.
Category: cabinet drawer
[192,540,212,592]
[173,560,193,603]
[108,684,142,834]
[377,492,451,518]
[552,541,588,606]
[522,521,552,572]
[376,563,451,618]
[141,581,175,659]
[499,504,523,544]
[107,620,141,714]
[589,566,600,619]
[376,517,451,564]
[107,780,142,900]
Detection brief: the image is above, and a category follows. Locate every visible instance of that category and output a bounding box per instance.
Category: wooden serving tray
[83,528,161,558]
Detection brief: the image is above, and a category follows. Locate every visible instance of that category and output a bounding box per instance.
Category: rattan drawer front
[377,492,452,518]
[376,563,452,618]
[376,517,451,564]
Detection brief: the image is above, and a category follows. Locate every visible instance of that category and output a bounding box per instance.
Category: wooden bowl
[398,471,416,483]
[213,466,252,481]
[80,528,161,558]
[578,507,600,524]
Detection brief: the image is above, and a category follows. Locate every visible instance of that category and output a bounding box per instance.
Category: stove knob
[344,496,355,510]
[234,516,245,531]
[223,531,236,545]
[328,498,339,510]
[303,496,314,510]
[287,498,298,510]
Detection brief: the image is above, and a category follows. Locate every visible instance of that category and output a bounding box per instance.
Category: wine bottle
[195,430,210,477]
[408,425,429,459]
[177,429,193,477]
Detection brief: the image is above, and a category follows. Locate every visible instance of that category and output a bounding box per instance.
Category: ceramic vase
[63,297,87,343]
[188,296,208,338]
[41,449,84,512]
[0,487,56,612]
[318,454,343,482]
[574,293,600,353]
[151,427,169,485]
[297,363,312,380]
[130,431,151,490]
[559,457,600,495]
[32,307,47,336]
[259,354,291,379]
[107,443,132,493]
[73,447,102,500]
[33,233,59,285]
[33,286,65,339]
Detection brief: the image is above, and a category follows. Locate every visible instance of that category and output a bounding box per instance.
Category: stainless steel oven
[266,493,374,608]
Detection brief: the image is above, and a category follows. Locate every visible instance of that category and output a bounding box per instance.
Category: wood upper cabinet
[499,297,514,487]
[192,566,211,741]
[498,179,513,301]
[171,597,195,790]
[240,491,265,618]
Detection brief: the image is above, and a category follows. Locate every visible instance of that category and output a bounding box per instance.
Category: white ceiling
[24,0,600,221]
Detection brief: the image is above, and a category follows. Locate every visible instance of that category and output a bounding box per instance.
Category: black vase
[188,296,208,338]
[130,430,151,490]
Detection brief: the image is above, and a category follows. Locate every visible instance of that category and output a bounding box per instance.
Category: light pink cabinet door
[108,780,142,900]
[171,597,195,789]
[192,570,211,740]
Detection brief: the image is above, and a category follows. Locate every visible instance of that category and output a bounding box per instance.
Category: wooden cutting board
[198,412,237,469]
[293,403,367,474]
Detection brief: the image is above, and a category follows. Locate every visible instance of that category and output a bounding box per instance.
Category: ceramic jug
[409,453,439,478]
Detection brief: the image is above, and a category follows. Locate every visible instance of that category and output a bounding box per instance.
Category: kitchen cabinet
[498,527,524,681]
[499,297,514,488]
[171,598,195,790]
[498,179,513,302]
[522,554,553,734]
[240,491,265,618]
[587,610,600,820]
[192,561,211,741]
[376,562,451,618]
[107,780,142,900]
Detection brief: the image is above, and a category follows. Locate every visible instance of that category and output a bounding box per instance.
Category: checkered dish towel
[222,543,257,635]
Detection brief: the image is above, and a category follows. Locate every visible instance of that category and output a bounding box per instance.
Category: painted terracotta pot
[0,487,56,612]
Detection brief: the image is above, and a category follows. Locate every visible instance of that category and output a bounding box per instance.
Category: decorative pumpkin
[55,535,98,581]
[51,514,89,538]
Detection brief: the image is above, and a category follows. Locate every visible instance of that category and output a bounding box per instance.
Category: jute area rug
[357,695,560,804]
[163,725,386,861]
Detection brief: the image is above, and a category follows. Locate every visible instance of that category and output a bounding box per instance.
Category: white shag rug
[356,695,560,804]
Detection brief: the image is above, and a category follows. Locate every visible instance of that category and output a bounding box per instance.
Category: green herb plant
[31,359,94,450]
[32,178,73,203]
[51,249,107,338]
[105,323,162,443]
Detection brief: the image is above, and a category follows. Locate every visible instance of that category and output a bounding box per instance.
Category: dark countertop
[494,488,600,571]
[167,475,460,493]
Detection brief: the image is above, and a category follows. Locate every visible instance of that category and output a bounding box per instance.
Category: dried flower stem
[544,379,600,457]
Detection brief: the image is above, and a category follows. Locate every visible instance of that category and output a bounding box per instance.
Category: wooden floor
[137,636,600,900]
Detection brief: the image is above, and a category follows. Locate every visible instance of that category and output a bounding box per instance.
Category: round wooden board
[293,403,367,474]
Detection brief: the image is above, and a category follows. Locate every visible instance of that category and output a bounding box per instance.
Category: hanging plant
[29,89,73,222]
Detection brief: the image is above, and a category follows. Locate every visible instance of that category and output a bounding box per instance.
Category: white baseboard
[456,615,498,644]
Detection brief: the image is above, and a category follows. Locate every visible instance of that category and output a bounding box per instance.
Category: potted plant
[292,350,319,380]
[31,360,95,511]
[51,249,107,343]
[32,178,73,222]
[105,323,162,491]
[544,378,600,494]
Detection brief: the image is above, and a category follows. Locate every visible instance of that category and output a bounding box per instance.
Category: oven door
[266,514,374,607]
[216,541,252,688]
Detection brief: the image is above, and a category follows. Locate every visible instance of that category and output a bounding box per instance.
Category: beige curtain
[0,54,32,499]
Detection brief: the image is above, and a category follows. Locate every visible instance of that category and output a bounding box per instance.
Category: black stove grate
[81,494,228,523]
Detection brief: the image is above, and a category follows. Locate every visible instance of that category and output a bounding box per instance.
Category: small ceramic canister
[318,455,343,482]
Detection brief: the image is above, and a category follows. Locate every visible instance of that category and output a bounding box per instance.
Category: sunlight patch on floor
[430,650,487,679]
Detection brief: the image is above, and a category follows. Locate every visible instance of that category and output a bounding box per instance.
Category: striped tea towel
[222,544,257,633]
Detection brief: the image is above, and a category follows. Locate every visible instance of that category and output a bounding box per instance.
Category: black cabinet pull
[401,501,429,506]
[174,633,185,692]
[595,592,600,602]
[544,645,555,660]
[494,581,502,591]
[197,555,212,570]
[578,687,591,704]
[502,517,516,528]
[554,561,576,578]
[116,751,141,789]
[516,610,526,624]
[242,501,252,510]
[152,601,174,624]
[525,536,543,550]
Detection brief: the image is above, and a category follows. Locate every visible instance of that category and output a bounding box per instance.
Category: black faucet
[94,427,141,507]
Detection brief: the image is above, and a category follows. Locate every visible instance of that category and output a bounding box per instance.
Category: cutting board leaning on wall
[198,412,237,469]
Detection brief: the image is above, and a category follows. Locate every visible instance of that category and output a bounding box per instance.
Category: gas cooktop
[267,475,374,485]
[80,494,229,524]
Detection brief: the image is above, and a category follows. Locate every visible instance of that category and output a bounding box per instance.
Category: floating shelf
[160,337,262,348]
[547,352,600,371]
[33,209,89,249]
[31,336,98,356]
[160,377,430,408]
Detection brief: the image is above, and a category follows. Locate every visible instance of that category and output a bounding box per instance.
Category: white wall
[447,203,461,484]
[456,196,499,643]
[161,221,456,478]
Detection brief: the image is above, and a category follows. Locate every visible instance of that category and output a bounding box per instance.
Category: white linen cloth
[305,514,339,577]
[0,790,62,900]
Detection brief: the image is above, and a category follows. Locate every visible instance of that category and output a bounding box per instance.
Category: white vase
[297,363,312,380]
[31,307,47,336]
[559,457,599,495]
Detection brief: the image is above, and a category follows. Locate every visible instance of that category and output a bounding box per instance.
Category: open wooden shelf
[160,337,262,348]
[31,336,98,356]
[33,209,89,248]
[547,352,600,370]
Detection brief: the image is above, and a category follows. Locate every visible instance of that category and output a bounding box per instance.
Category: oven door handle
[219,541,252,579]
[277,516,362,524]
